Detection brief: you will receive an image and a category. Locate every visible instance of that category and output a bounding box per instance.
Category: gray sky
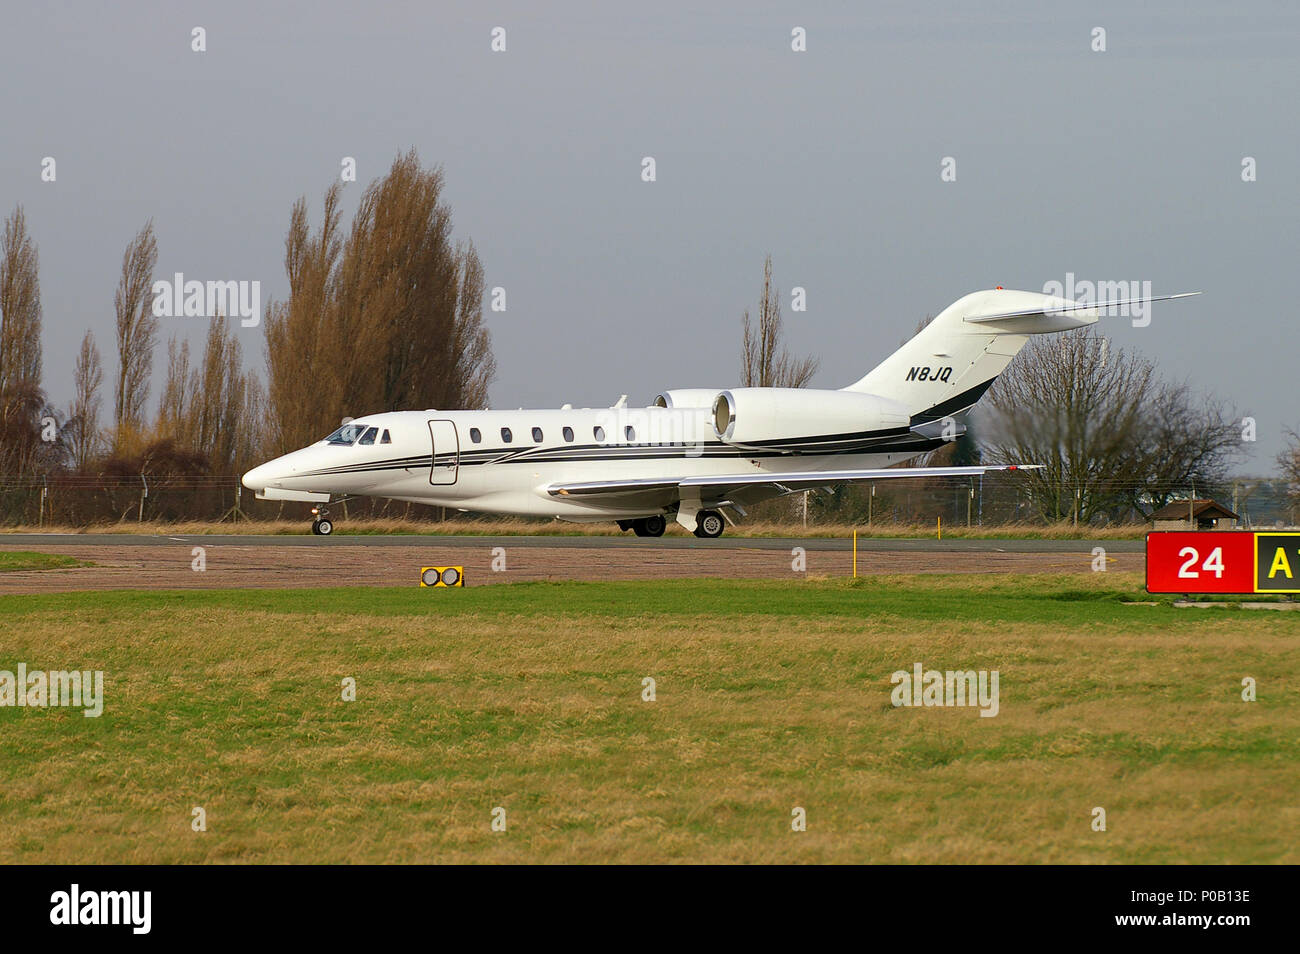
[4,1,1297,468]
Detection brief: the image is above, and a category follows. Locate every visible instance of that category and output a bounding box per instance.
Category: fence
[0,475,405,527]
[0,473,1294,530]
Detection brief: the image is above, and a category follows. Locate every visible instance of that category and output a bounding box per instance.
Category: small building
[1150,498,1239,531]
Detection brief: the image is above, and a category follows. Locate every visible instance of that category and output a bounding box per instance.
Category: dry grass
[0,575,1294,864]
[1,516,1147,539]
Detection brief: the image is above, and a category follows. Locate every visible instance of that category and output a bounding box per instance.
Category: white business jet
[242,287,1196,537]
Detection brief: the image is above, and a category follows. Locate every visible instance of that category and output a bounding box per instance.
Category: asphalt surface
[0,533,1144,553]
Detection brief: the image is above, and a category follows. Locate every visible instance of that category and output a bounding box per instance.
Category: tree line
[3,180,1297,525]
[0,150,494,481]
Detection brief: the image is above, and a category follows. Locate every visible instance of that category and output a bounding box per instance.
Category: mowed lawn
[0,551,89,572]
[0,574,1296,864]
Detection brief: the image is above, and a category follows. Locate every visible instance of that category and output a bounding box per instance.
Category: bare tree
[0,383,47,475]
[156,335,191,443]
[1279,427,1300,521]
[740,255,818,388]
[113,221,158,448]
[0,206,42,397]
[982,329,1155,521]
[66,330,104,471]
[445,240,494,410]
[0,206,44,474]
[189,319,248,473]
[265,150,495,453]
[234,375,266,473]
[982,328,1240,522]
[1129,382,1241,511]
[264,184,344,453]
[156,321,254,474]
[334,151,493,413]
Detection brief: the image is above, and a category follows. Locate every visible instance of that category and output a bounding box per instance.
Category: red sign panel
[1146,531,1256,594]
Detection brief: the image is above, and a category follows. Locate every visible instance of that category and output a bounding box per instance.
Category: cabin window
[593,426,605,442]
[470,427,481,443]
[501,427,513,443]
[358,426,378,446]
[562,426,574,442]
[532,427,544,443]
[380,429,391,444]
[625,426,636,442]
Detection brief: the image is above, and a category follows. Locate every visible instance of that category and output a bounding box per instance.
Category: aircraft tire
[693,510,725,538]
[631,516,667,537]
[316,518,333,536]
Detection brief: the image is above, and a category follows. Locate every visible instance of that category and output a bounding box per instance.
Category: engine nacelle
[652,389,722,409]
[711,388,910,449]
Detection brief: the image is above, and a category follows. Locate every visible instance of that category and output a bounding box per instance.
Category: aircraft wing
[547,464,1039,503]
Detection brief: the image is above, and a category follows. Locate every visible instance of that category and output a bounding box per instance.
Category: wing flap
[550,479,681,497]
[547,464,1039,500]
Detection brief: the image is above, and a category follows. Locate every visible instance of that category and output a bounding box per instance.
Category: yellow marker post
[852,530,857,578]
[937,516,942,540]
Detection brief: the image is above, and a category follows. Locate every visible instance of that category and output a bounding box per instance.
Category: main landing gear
[624,515,666,537]
[692,509,725,539]
[310,505,333,536]
[617,510,726,538]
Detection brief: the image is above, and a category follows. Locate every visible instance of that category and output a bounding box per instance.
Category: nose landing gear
[310,505,333,535]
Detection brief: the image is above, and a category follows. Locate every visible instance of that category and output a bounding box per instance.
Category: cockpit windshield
[324,423,369,445]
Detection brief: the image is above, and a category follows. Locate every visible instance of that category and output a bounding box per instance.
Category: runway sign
[1146,531,1300,594]
[420,566,464,587]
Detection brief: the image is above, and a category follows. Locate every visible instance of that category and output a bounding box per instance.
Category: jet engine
[652,389,723,409]
[711,388,910,450]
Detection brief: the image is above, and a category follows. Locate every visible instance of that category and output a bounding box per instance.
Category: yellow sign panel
[1255,534,1300,593]
[420,566,464,587]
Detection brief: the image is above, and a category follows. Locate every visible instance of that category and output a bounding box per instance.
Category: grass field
[1,574,1295,863]
[0,551,90,572]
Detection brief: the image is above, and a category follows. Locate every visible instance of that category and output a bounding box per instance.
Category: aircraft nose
[242,462,275,492]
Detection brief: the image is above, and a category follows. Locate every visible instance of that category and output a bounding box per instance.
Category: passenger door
[428,420,459,485]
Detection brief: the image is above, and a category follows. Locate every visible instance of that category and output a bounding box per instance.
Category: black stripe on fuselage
[291,436,948,483]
